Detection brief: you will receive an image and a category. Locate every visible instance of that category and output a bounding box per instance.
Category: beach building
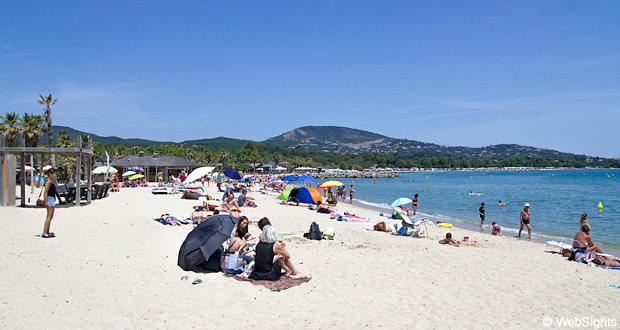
[111,154,202,182]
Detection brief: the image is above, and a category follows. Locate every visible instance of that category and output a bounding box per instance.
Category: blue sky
[1,1,619,158]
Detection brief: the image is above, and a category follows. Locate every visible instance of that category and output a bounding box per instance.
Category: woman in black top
[249,225,298,280]
[42,169,57,238]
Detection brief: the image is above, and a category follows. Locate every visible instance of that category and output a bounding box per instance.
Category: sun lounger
[393,208,438,238]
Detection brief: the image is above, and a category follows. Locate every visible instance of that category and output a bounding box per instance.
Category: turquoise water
[322,170,620,250]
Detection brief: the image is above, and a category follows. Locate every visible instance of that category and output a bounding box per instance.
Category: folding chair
[393,208,438,238]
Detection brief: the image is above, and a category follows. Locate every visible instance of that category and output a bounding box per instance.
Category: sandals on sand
[41,233,56,238]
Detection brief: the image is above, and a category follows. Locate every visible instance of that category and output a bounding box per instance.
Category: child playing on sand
[492,222,502,236]
[439,233,460,247]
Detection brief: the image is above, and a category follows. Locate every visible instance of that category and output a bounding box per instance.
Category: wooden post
[76,135,81,205]
[87,138,92,203]
[20,138,26,207]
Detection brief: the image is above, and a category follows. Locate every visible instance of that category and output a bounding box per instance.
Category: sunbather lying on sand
[439,233,460,247]
[191,209,206,224]
[156,214,190,226]
[280,200,312,207]
[592,258,620,268]
[373,221,395,233]
[316,201,335,214]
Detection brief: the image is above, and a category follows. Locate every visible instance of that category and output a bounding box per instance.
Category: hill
[40,125,584,160]
[40,126,176,147]
[265,126,581,159]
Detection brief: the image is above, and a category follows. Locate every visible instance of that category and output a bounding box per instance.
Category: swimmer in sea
[497,200,506,206]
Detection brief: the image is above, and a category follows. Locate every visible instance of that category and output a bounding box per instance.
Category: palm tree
[80,133,90,148]
[18,113,44,147]
[56,130,73,148]
[38,94,58,166]
[1,112,21,147]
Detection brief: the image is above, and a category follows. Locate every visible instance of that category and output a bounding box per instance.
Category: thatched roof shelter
[112,155,202,169]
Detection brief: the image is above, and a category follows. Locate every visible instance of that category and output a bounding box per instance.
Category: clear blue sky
[1,1,619,158]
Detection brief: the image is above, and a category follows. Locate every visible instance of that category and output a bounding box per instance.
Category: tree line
[3,94,618,176]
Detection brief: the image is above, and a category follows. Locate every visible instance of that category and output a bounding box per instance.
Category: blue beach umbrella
[390,197,413,208]
[122,170,137,177]
[223,169,242,180]
[282,175,298,182]
[296,175,318,183]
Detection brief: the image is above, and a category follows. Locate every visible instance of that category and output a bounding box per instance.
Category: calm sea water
[321,169,620,250]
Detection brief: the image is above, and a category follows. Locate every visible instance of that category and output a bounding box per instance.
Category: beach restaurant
[111,153,203,182]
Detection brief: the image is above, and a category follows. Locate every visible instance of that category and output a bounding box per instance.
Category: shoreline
[350,197,620,258]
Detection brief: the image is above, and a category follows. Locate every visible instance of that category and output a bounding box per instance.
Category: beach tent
[178,215,238,271]
[289,187,322,205]
[277,188,293,201]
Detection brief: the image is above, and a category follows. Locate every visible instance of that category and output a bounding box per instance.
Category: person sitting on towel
[249,225,298,280]
[573,224,603,254]
[237,190,256,207]
[227,226,255,263]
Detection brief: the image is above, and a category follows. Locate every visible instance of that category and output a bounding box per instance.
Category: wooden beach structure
[111,154,203,181]
[0,134,94,207]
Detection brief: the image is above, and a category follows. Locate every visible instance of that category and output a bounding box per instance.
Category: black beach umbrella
[178,214,238,271]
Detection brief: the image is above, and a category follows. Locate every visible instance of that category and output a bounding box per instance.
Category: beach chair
[393,208,438,238]
[55,184,68,204]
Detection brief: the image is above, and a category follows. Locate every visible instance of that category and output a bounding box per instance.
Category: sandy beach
[1,183,619,329]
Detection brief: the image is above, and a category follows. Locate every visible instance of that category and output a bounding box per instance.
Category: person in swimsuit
[492,222,502,236]
[518,203,531,238]
[412,194,418,215]
[439,233,460,247]
[478,202,486,226]
[42,169,57,238]
[157,172,164,187]
[497,200,505,206]
[592,258,620,268]
[573,224,603,253]
[349,185,354,204]
[580,213,588,229]
[190,208,206,224]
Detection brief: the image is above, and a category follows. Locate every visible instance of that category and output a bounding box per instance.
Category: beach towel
[232,275,312,292]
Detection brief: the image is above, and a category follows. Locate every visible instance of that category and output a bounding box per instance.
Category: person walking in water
[411,194,418,215]
[518,203,531,238]
[478,202,486,226]
[349,185,354,204]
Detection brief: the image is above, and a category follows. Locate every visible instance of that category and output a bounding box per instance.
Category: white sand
[1,184,619,329]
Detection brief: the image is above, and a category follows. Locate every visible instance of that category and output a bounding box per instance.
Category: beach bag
[220,251,243,272]
[322,227,335,240]
[303,222,322,240]
[36,189,45,207]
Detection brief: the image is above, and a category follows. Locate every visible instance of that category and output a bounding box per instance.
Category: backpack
[303,222,322,240]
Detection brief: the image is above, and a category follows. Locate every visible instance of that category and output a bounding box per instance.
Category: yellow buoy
[597,202,603,209]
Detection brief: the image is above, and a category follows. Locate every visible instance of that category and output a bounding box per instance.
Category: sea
[318,169,620,252]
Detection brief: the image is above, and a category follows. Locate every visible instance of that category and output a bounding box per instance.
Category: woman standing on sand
[157,172,164,187]
[42,169,57,238]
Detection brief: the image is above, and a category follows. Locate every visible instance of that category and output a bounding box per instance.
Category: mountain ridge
[43,125,590,160]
